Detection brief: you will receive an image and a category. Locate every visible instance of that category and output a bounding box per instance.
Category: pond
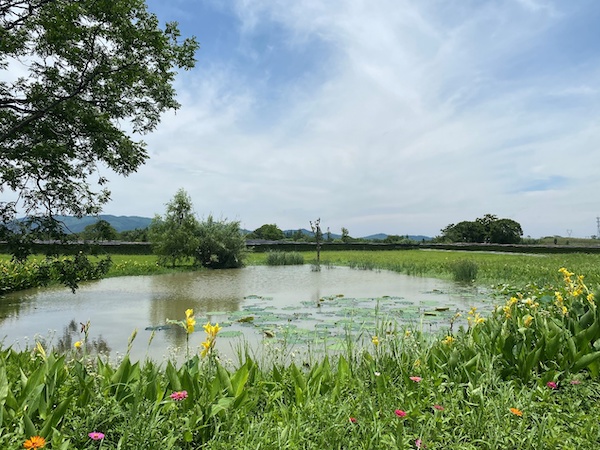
[0,266,494,362]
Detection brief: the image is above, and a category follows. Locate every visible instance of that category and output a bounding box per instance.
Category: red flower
[349,417,357,423]
[88,432,105,441]
[170,390,188,401]
[432,404,444,411]
[546,381,558,389]
[394,409,407,417]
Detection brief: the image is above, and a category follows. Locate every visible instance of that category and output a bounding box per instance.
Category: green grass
[249,249,600,288]
[3,252,600,447]
[264,251,305,266]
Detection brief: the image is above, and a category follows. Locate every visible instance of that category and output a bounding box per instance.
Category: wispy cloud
[107,0,600,238]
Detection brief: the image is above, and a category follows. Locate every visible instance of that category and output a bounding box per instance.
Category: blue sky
[102,0,600,238]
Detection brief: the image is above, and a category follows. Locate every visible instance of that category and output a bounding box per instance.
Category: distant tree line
[437,214,523,244]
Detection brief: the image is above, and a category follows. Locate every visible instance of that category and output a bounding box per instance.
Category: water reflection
[0,266,493,362]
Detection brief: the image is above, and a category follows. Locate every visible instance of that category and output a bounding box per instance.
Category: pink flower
[546,381,558,390]
[409,376,422,382]
[394,409,407,417]
[349,417,357,424]
[570,380,581,385]
[88,432,105,441]
[415,438,426,448]
[432,404,444,411]
[170,390,188,401]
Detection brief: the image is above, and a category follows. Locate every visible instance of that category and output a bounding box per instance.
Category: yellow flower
[587,293,595,304]
[476,316,486,325]
[183,309,196,333]
[74,341,82,349]
[442,335,455,345]
[523,315,533,327]
[23,435,46,449]
[404,330,411,337]
[509,407,523,417]
[203,321,221,338]
[372,336,380,346]
[35,341,47,360]
[200,340,212,357]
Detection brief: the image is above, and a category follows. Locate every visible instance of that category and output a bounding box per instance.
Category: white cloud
[102,0,600,238]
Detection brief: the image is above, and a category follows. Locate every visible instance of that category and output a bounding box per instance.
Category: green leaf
[572,351,600,373]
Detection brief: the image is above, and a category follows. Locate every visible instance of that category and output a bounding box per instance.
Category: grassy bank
[3,266,600,448]
[5,249,600,294]
[3,253,600,447]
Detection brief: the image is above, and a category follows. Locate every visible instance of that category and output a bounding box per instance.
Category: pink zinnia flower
[349,417,357,424]
[415,438,426,448]
[170,390,188,401]
[88,432,105,440]
[433,404,444,411]
[409,376,422,382]
[394,409,407,417]
[546,381,558,389]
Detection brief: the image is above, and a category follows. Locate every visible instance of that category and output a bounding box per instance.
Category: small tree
[341,227,350,243]
[195,216,246,269]
[149,189,199,267]
[80,219,118,241]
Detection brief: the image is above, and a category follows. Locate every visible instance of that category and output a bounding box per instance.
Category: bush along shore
[1,268,600,448]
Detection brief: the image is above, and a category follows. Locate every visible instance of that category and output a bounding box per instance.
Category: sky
[102,0,600,238]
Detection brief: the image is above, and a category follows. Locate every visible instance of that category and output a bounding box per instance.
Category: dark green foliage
[0,0,198,223]
[440,214,523,244]
[489,218,524,244]
[0,0,197,291]
[195,216,246,269]
[149,189,199,267]
[79,219,118,241]
[248,224,285,241]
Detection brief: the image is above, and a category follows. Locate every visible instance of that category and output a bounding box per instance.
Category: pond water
[0,266,494,362]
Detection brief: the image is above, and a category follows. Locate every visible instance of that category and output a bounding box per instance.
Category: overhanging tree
[0,0,197,288]
[0,0,198,229]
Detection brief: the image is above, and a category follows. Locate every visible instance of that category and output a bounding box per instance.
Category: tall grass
[449,259,478,283]
[265,251,304,266]
[250,249,600,288]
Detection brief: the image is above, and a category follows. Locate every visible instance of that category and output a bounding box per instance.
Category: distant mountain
[362,233,388,240]
[53,215,152,233]
[284,230,433,241]
[20,216,433,240]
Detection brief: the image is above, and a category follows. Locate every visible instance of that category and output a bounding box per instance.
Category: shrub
[195,216,247,269]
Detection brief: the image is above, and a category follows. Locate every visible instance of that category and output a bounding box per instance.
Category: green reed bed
[249,249,600,288]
